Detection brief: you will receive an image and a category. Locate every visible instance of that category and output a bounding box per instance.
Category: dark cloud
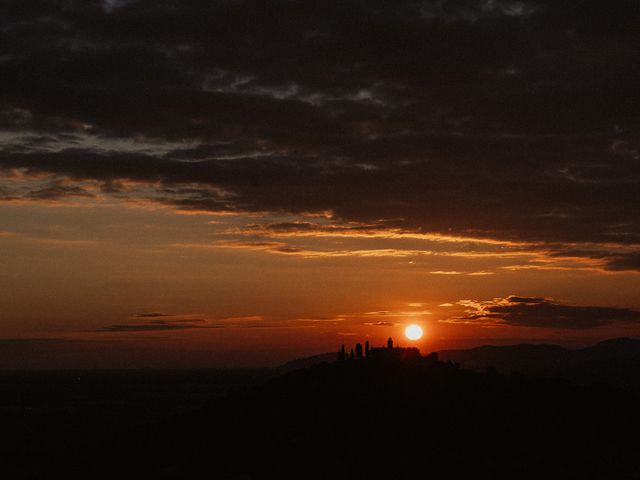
[240,221,392,235]
[99,322,222,332]
[505,296,545,304]
[26,180,94,200]
[0,338,82,346]
[604,253,640,272]
[99,312,221,331]
[451,295,640,329]
[544,248,640,273]
[149,318,207,324]
[1,1,639,262]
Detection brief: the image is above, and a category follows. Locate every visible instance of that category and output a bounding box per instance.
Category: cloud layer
[449,296,640,329]
[1,0,639,267]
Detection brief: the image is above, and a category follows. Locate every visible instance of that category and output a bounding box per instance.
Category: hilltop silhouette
[59,339,640,479]
[439,337,640,391]
[4,338,640,479]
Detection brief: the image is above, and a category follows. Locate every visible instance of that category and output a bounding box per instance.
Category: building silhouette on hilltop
[337,337,422,362]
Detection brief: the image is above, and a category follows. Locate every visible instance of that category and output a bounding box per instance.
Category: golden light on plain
[404,324,423,341]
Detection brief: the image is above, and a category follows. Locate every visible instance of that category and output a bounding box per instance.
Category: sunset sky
[1,0,640,368]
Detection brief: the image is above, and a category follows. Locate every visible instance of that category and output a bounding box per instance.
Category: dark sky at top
[2,1,639,259]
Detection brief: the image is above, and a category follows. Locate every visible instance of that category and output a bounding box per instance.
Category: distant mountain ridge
[438,337,640,390]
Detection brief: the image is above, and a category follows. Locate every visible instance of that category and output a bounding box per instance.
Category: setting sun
[404,324,423,341]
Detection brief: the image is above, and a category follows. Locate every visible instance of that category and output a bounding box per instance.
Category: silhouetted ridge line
[439,337,640,391]
[90,347,640,479]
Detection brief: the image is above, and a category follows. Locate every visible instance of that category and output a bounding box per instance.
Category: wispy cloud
[99,323,223,332]
[134,312,176,318]
[228,222,519,247]
[173,240,436,258]
[430,270,494,276]
[30,238,99,247]
[99,312,222,332]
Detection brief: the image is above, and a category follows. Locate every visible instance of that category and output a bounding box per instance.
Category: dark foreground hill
[438,337,640,390]
[37,354,640,480]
